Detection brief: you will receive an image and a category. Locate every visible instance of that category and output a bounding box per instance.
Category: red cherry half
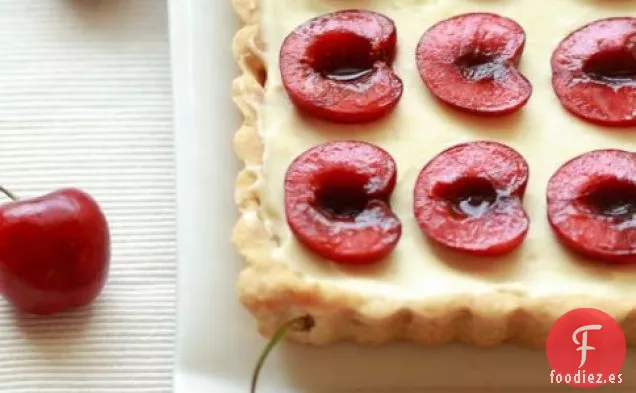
[547,150,636,263]
[279,10,403,124]
[551,17,636,127]
[414,141,530,256]
[0,188,110,315]
[416,13,532,116]
[284,141,401,264]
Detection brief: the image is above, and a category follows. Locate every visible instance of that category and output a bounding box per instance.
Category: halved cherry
[547,150,636,263]
[285,141,401,264]
[416,13,532,116]
[414,141,529,256]
[279,10,403,124]
[552,18,636,127]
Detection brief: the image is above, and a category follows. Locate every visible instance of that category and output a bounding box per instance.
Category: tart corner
[230,0,636,348]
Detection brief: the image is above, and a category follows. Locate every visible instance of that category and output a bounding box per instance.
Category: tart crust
[230,0,636,347]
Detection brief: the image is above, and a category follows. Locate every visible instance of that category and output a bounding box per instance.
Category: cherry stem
[250,315,315,393]
[0,186,17,201]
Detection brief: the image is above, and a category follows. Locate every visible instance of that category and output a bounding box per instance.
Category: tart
[231,0,636,348]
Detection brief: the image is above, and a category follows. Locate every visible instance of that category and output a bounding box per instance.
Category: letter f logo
[573,324,602,369]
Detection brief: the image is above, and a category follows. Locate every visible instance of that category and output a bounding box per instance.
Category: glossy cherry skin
[279,9,403,123]
[0,188,110,315]
[284,141,401,264]
[551,17,636,127]
[548,150,636,263]
[414,141,530,256]
[416,13,532,116]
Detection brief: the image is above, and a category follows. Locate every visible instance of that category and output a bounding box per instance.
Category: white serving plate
[169,0,636,391]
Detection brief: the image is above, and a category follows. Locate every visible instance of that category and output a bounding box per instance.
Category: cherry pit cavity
[279,11,636,266]
[285,141,401,264]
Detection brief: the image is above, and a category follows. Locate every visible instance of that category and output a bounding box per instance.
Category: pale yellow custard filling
[256,0,636,299]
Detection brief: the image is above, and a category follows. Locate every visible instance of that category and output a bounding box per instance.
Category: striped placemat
[0,1,175,392]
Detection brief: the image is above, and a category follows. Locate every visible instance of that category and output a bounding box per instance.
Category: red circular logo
[546,308,626,388]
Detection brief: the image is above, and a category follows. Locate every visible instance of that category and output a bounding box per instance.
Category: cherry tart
[232,0,636,351]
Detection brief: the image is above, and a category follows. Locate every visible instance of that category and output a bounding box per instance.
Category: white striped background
[0,1,175,392]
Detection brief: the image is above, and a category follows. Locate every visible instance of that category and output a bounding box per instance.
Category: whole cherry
[0,187,110,315]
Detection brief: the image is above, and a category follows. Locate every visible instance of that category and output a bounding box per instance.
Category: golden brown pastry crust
[230,0,636,347]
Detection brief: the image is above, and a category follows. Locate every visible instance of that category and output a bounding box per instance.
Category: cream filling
[256,0,636,299]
